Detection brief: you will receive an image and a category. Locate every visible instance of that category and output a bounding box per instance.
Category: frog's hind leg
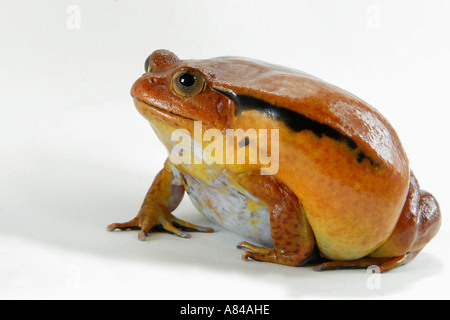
[314,171,440,273]
[235,172,316,267]
[313,251,421,272]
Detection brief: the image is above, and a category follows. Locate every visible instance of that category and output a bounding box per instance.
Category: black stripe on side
[216,89,376,166]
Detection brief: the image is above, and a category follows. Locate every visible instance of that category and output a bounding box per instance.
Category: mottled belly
[172,166,273,247]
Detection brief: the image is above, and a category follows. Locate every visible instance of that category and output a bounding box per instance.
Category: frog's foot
[313,251,421,273]
[237,241,313,266]
[107,215,214,241]
[237,242,277,262]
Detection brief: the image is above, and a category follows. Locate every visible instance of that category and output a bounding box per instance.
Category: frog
[107,49,441,272]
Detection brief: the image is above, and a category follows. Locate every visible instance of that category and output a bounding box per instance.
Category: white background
[1,0,449,299]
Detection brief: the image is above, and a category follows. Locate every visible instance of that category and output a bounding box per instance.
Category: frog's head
[131,50,234,135]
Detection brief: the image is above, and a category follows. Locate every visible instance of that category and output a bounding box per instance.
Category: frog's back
[187,56,408,175]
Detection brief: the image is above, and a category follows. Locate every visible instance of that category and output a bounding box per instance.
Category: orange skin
[108,50,441,272]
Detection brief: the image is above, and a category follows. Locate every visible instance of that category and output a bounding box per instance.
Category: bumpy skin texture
[108,49,441,272]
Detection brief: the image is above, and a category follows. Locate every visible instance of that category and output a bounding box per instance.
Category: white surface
[1,0,449,299]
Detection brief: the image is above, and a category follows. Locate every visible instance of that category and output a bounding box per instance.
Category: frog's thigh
[236,171,315,266]
[370,172,441,258]
[314,172,441,272]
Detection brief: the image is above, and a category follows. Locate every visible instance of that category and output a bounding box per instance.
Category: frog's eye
[144,55,152,72]
[171,69,206,97]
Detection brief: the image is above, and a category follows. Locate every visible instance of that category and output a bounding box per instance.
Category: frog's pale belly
[172,166,273,247]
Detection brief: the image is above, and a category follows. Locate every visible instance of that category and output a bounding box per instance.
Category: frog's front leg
[236,172,316,266]
[107,159,214,240]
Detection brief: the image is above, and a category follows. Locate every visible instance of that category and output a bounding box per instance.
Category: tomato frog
[108,50,441,272]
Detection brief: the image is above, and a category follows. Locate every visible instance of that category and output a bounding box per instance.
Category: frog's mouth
[133,96,196,125]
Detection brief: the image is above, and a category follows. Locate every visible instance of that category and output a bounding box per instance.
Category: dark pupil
[179,73,196,87]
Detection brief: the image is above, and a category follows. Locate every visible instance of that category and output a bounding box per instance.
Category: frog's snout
[130,73,158,100]
[130,75,144,99]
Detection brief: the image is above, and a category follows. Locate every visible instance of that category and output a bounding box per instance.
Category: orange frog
[108,50,441,272]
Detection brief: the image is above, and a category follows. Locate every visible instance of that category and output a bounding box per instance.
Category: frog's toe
[241,249,278,264]
[237,241,277,262]
[107,217,140,232]
[138,230,148,241]
[172,218,214,233]
[160,221,192,239]
[107,217,154,241]
[139,219,213,240]
[157,218,214,239]
[237,241,272,254]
